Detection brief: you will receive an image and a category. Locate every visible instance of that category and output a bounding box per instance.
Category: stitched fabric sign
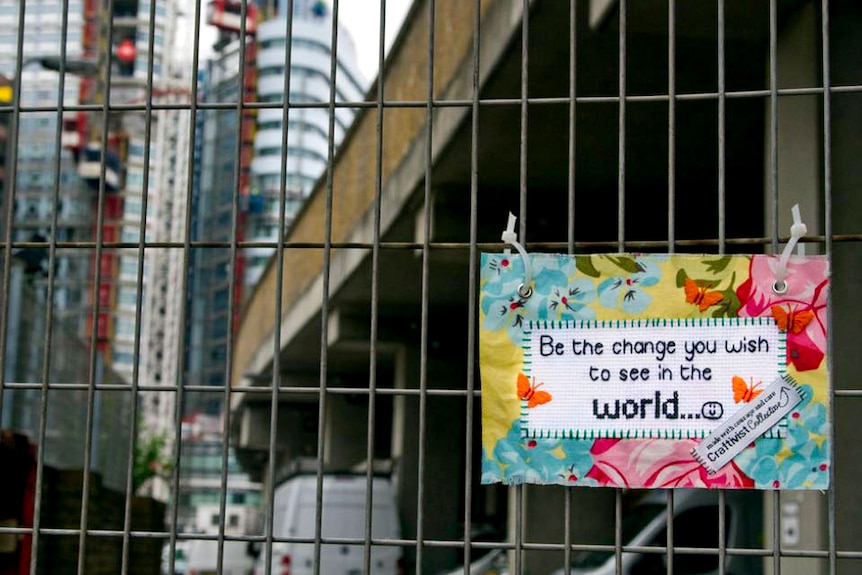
[480,252,830,489]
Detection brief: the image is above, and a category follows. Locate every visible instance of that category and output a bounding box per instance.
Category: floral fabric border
[479,253,830,489]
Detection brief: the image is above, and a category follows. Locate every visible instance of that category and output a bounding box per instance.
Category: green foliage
[602,255,645,274]
[133,427,173,493]
[703,256,733,274]
[575,255,600,278]
[711,272,742,318]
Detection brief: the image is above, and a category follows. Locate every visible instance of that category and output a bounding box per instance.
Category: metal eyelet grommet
[772,279,788,295]
[517,283,533,299]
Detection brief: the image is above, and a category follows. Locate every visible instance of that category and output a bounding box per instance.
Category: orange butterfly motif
[517,373,552,408]
[732,376,763,404]
[771,304,814,334]
[684,278,723,311]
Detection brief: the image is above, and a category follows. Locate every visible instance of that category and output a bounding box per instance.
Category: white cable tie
[502,212,516,257]
[773,203,807,294]
[501,212,532,298]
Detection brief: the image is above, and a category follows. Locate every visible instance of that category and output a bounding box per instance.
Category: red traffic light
[116,39,136,64]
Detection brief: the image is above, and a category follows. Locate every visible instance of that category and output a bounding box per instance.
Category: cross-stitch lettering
[680,364,712,380]
[520,318,786,440]
[611,338,676,361]
[592,391,679,420]
[725,335,770,354]
[683,339,716,361]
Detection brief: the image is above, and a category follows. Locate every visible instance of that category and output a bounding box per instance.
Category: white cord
[773,204,807,294]
[501,212,533,298]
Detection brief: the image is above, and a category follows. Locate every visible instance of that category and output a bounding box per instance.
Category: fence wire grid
[0,0,860,574]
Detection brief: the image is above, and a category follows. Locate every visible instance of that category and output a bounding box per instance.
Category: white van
[551,489,763,575]
[254,473,402,575]
[185,539,255,575]
[161,541,189,575]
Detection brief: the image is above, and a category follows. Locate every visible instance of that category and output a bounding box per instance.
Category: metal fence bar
[768,4,783,573]
[5,82,862,113]
[78,0,119,569]
[216,1,254,573]
[716,0,726,256]
[1,234,859,253]
[312,0,343,572]
[567,0,576,257]
[461,0,482,571]
[667,0,676,255]
[718,489,727,575]
[665,6,677,570]
[614,489,623,575]
[414,1,436,572]
[21,0,68,572]
[564,3,577,574]
[165,1,205,573]
[363,0,388,572]
[820,1,836,574]
[519,0,529,245]
[120,0,160,571]
[517,2,529,571]
[769,0,779,254]
[617,0,626,255]
[263,1,296,573]
[665,490,674,575]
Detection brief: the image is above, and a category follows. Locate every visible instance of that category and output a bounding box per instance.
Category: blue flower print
[556,437,596,486]
[494,426,566,484]
[735,384,830,489]
[597,257,661,314]
[487,421,597,485]
[734,438,781,486]
[546,278,597,322]
[481,446,504,484]
[482,252,524,282]
[482,253,579,343]
[481,253,534,341]
[481,289,533,341]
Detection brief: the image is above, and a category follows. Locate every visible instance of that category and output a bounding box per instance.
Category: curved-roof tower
[246,0,365,289]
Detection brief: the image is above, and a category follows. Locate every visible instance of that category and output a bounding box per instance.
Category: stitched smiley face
[701,401,724,420]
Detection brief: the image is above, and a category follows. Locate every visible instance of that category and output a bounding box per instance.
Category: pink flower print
[586,439,754,489]
[736,255,828,372]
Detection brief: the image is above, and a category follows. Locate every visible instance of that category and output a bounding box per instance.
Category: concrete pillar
[766,1,821,247]
[323,393,369,469]
[390,340,466,574]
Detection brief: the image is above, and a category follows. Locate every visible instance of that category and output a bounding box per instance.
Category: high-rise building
[0,1,187,501]
[187,32,257,415]
[0,0,95,330]
[245,0,365,288]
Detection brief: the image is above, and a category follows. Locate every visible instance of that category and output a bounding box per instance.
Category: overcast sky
[338,0,413,82]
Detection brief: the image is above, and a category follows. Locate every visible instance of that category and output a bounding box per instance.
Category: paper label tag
[692,375,805,475]
[520,318,786,439]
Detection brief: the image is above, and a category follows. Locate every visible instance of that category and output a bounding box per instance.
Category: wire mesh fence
[0,0,860,574]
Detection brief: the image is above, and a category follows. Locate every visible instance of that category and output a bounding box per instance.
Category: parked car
[550,489,763,575]
[254,472,402,575]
